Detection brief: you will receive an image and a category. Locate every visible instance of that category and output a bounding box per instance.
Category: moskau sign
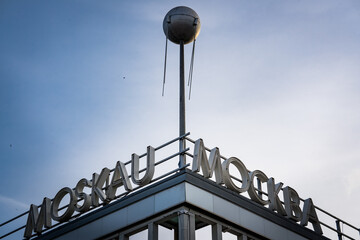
[24,139,322,238]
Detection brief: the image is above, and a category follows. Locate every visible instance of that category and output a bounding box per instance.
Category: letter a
[107,161,132,200]
[301,198,323,235]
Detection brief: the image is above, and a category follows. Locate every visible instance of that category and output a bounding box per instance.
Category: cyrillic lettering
[267,177,286,216]
[222,157,249,193]
[192,139,223,184]
[301,198,323,234]
[283,186,302,221]
[248,170,269,205]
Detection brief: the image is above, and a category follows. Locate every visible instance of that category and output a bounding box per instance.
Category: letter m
[192,139,223,184]
[24,198,51,238]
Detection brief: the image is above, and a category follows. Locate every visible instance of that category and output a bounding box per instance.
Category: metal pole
[336,220,343,240]
[179,41,186,168]
[257,178,263,199]
[212,223,223,240]
[148,222,159,240]
[178,209,195,240]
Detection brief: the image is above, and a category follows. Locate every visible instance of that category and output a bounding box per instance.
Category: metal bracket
[178,209,193,216]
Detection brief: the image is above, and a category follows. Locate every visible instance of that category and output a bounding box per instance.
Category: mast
[162,6,201,168]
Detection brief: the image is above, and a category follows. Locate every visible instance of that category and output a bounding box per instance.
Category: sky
[0,0,359,239]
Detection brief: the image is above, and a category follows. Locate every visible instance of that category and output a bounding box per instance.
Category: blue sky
[1,0,359,238]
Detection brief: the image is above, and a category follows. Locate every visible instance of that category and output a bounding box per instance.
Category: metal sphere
[163,6,201,45]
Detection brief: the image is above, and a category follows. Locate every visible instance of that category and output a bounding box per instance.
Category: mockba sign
[24,139,322,238]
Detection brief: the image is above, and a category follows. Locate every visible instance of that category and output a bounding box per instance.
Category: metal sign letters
[24,138,322,238]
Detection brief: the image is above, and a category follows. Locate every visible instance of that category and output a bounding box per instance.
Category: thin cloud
[0,195,29,211]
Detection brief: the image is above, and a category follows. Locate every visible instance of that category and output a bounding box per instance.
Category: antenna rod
[179,40,186,168]
[162,6,201,169]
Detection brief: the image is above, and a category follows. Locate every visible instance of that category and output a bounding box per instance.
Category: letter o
[222,157,250,193]
[51,187,76,222]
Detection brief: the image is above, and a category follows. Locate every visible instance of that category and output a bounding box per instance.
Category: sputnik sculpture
[162,6,201,168]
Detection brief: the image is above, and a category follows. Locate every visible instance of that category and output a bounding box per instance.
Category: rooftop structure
[1,6,359,240]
